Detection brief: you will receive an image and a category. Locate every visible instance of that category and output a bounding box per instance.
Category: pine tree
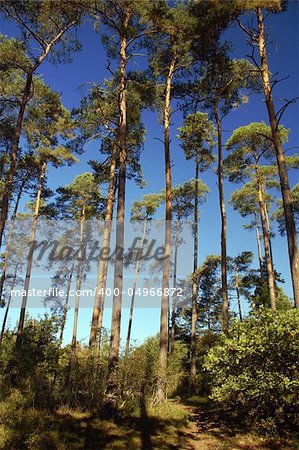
[16,86,77,344]
[236,0,299,307]
[177,112,215,392]
[55,173,103,351]
[225,122,296,310]
[0,2,83,249]
[125,193,162,356]
[148,0,197,403]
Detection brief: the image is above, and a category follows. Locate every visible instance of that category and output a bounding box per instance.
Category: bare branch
[237,19,258,42]
[154,137,165,145]
[269,75,290,97]
[106,60,117,79]
[127,29,157,48]
[4,3,48,50]
[255,132,274,144]
[91,6,122,35]
[126,52,147,61]
[275,97,299,127]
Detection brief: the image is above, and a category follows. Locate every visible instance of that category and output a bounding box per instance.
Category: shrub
[0,389,57,449]
[204,309,299,433]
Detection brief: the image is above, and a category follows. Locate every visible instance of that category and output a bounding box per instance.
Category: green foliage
[204,309,299,432]
[131,192,163,221]
[198,56,260,116]
[194,331,221,396]
[225,121,289,183]
[171,179,209,220]
[54,345,109,411]
[74,76,148,186]
[0,0,298,445]
[148,1,196,79]
[56,172,103,219]
[229,181,274,219]
[120,335,188,413]
[1,0,83,65]
[197,255,222,331]
[0,389,51,450]
[177,112,216,170]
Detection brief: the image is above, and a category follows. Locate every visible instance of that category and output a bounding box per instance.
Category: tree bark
[257,6,299,308]
[264,203,274,267]
[190,156,199,393]
[125,219,147,357]
[16,160,46,345]
[254,210,264,277]
[51,264,74,388]
[89,148,117,349]
[60,264,74,349]
[0,178,25,300]
[254,155,277,310]
[71,205,86,350]
[214,104,229,333]
[170,219,180,355]
[235,266,243,322]
[156,57,176,404]
[107,23,128,386]
[0,263,18,344]
[0,73,33,251]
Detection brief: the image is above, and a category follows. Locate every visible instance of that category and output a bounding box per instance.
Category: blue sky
[1,3,298,347]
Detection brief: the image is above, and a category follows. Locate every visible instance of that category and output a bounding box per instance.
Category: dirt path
[179,403,298,450]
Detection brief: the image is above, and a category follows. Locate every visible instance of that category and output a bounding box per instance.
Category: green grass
[1,398,299,449]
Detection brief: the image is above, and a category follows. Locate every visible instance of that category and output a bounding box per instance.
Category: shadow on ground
[53,408,191,450]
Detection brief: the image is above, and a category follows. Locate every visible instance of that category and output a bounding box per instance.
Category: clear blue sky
[1,3,298,347]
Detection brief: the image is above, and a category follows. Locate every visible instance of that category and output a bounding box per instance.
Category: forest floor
[49,397,299,450]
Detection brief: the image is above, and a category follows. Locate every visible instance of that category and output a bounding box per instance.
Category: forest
[0,0,299,449]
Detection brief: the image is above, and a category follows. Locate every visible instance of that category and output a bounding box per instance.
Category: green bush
[51,344,109,411]
[0,389,59,449]
[204,309,299,433]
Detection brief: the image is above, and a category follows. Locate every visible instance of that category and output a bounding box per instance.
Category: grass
[51,401,191,450]
[1,397,299,449]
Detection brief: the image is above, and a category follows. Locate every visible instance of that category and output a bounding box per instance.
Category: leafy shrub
[52,344,109,411]
[116,336,188,415]
[204,309,299,433]
[116,336,159,415]
[0,389,59,449]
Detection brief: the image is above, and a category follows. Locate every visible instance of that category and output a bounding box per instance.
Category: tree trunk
[254,155,277,310]
[0,263,18,344]
[16,160,46,345]
[170,219,180,355]
[214,104,229,333]
[257,6,299,308]
[71,205,86,350]
[254,210,264,277]
[235,266,243,322]
[52,264,74,388]
[190,156,199,393]
[264,203,274,267]
[89,148,117,348]
[0,73,33,251]
[0,178,25,300]
[107,25,128,388]
[60,264,74,348]
[125,219,147,357]
[156,57,176,404]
